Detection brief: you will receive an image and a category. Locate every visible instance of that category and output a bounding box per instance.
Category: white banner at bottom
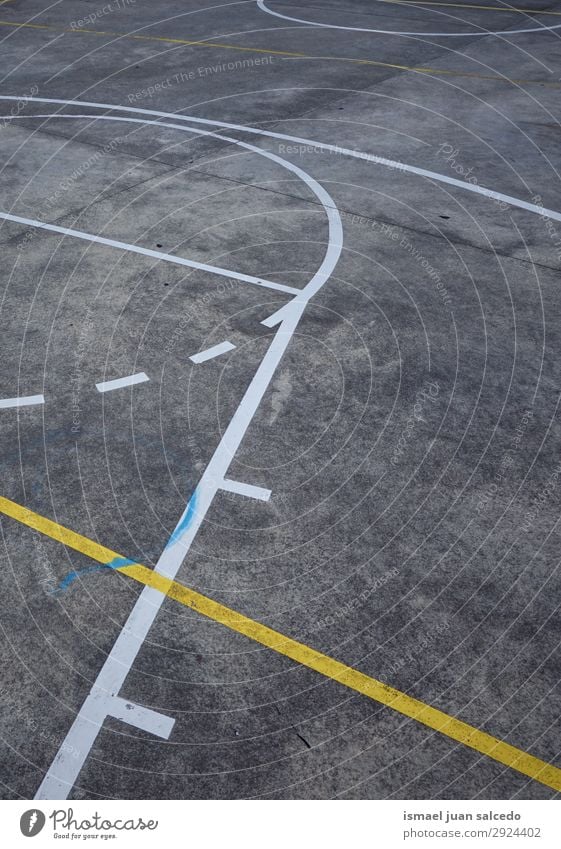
[2,800,560,849]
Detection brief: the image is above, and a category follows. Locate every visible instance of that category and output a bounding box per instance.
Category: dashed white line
[189,340,236,363]
[32,102,343,800]
[0,394,44,409]
[95,372,149,393]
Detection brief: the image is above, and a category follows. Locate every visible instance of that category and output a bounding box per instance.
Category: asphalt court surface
[1,0,561,800]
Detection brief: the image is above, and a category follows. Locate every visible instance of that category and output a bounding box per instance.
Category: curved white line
[1,110,342,298]
[9,105,343,800]
[257,0,561,36]
[1,95,558,224]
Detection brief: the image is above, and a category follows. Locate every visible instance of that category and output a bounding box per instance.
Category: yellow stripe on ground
[0,495,121,565]
[1,493,561,792]
[0,19,559,87]
[388,0,561,13]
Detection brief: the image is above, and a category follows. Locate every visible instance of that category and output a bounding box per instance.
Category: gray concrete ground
[1,0,561,800]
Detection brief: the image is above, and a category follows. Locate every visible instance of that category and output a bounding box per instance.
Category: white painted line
[0,110,342,291]
[262,303,293,328]
[257,0,561,36]
[189,340,235,364]
[23,93,561,804]
[0,210,299,297]
[4,98,559,224]
[28,92,561,801]
[33,109,342,800]
[107,696,175,740]
[221,478,272,502]
[0,394,44,409]
[95,372,149,393]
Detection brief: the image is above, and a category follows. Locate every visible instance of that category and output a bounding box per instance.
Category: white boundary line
[33,106,342,800]
[107,697,175,740]
[221,478,272,501]
[1,97,559,224]
[257,0,561,36]
[11,94,556,798]
[95,372,150,393]
[0,210,299,296]
[0,394,44,409]
[189,340,235,363]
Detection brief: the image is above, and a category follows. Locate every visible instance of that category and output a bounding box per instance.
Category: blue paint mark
[53,555,135,594]
[165,488,199,550]
[52,488,199,594]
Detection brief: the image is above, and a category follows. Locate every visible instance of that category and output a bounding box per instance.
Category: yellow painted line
[388,0,561,14]
[1,494,561,792]
[0,495,121,564]
[0,18,559,87]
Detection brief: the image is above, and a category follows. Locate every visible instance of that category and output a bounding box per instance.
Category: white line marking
[0,210,298,296]
[189,340,235,363]
[18,93,561,800]
[0,394,44,409]
[25,92,561,799]
[261,305,291,328]
[3,98,559,224]
[33,104,342,800]
[221,478,272,501]
[107,697,175,739]
[257,0,561,36]
[95,372,149,393]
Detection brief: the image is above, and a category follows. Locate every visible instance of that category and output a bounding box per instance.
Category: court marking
[189,340,236,363]
[0,18,558,86]
[257,0,561,35]
[0,108,344,297]
[95,372,149,393]
[1,494,561,794]
[221,478,272,501]
[107,697,175,740]
[0,394,44,409]
[0,210,299,297]
[1,107,342,799]
[2,96,559,797]
[387,0,561,14]
[3,97,560,225]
